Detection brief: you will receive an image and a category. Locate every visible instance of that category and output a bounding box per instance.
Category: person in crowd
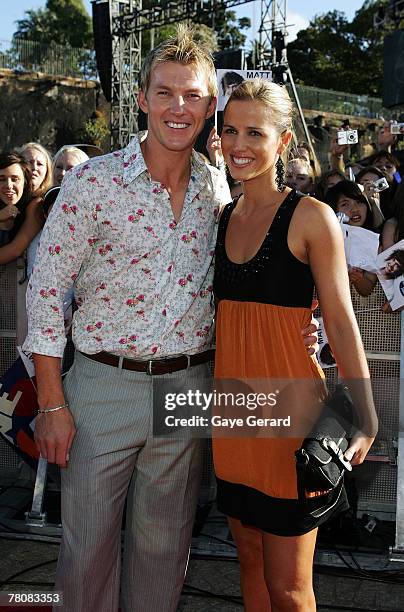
[369,150,401,186]
[0,153,30,233]
[356,165,388,193]
[22,27,320,612]
[377,120,399,155]
[295,141,322,179]
[19,142,53,197]
[285,157,314,194]
[27,148,90,275]
[367,150,401,219]
[379,178,404,253]
[326,180,378,296]
[213,78,377,612]
[53,146,90,186]
[26,187,60,277]
[326,180,375,230]
[345,162,364,178]
[356,165,387,228]
[314,169,345,202]
[0,152,43,260]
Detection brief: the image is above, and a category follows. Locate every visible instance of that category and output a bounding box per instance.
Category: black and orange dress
[212,189,348,536]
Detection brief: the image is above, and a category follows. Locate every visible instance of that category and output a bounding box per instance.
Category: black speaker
[383,30,404,108]
[213,49,245,70]
[92,1,112,102]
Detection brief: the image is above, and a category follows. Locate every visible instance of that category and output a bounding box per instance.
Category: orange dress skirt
[212,192,348,535]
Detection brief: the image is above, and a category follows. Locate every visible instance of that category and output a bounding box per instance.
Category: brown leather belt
[80,349,215,375]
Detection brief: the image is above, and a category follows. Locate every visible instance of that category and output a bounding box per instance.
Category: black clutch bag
[295,384,355,515]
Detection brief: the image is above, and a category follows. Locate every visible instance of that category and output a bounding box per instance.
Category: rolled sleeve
[23,169,97,357]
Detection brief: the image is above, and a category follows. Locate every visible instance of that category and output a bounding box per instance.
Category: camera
[337,130,358,145]
[390,123,404,135]
[336,212,350,224]
[372,177,389,192]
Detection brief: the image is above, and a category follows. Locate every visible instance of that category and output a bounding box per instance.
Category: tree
[13,0,92,48]
[199,3,250,50]
[286,1,388,96]
[141,22,218,57]
[140,2,249,55]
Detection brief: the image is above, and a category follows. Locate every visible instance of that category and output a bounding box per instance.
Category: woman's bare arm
[0,197,44,264]
[302,198,378,463]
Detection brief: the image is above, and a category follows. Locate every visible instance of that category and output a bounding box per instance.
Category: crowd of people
[0,145,92,271]
[0,23,394,612]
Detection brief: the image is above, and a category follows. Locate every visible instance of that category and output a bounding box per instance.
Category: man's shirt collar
[123,131,211,190]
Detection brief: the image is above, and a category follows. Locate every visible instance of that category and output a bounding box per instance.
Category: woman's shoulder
[384,217,397,228]
[293,193,337,227]
[217,197,239,222]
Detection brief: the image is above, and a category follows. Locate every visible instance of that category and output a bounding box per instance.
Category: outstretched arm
[0,197,44,264]
[304,198,378,464]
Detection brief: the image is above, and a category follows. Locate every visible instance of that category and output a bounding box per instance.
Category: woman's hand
[0,205,19,221]
[344,432,376,465]
[329,131,349,158]
[206,127,225,168]
[301,299,319,355]
[348,266,364,284]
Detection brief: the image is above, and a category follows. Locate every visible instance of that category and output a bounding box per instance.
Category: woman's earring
[275,158,285,192]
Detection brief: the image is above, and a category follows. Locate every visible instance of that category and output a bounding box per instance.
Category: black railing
[0,38,97,80]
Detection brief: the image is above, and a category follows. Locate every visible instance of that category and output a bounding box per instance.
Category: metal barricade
[0,259,27,473]
[1,262,403,555]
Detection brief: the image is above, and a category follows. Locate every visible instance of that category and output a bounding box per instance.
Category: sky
[0,0,366,44]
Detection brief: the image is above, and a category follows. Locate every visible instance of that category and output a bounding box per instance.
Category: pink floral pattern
[24,133,231,358]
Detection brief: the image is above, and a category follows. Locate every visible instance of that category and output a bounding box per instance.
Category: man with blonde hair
[24,25,230,612]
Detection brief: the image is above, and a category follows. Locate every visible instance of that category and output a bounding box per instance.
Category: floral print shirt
[23,134,231,358]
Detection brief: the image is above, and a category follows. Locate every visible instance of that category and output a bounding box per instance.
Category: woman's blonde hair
[18,142,53,196]
[226,79,294,135]
[52,146,89,181]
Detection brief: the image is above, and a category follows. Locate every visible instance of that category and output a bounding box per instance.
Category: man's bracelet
[37,403,69,414]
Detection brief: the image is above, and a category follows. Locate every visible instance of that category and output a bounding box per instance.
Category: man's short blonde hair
[139,24,217,99]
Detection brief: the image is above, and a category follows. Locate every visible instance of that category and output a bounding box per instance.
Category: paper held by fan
[377,238,404,311]
[317,318,336,370]
[341,224,379,273]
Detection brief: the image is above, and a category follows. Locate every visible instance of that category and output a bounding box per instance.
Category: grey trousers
[54,352,208,612]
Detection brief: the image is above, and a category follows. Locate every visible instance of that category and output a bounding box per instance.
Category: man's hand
[302,299,319,355]
[35,408,76,468]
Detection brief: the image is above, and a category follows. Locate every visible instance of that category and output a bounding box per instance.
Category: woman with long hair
[18,142,53,197]
[0,152,32,235]
[0,152,44,261]
[213,79,377,612]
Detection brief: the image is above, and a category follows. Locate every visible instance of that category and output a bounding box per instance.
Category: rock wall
[0,69,109,154]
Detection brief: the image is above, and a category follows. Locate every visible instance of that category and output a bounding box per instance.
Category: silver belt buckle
[146,359,154,376]
[146,354,191,376]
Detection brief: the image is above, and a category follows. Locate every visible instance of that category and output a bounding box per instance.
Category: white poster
[317,317,336,369]
[341,224,379,273]
[376,239,404,311]
[216,69,273,112]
